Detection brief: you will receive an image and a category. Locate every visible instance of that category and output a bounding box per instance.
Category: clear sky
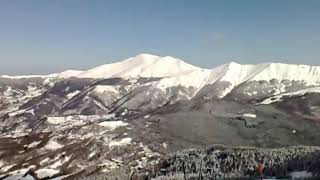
[1,0,320,75]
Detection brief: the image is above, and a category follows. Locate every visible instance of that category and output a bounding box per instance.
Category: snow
[2,54,320,100]
[27,141,41,148]
[292,130,297,134]
[2,168,32,180]
[25,109,35,115]
[3,86,13,96]
[94,85,119,94]
[143,115,150,119]
[40,158,50,165]
[135,143,161,168]
[48,175,71,180]
[200,62,319,97]
[98,160,122,171]
[242,113,257,118]
[259,97,282,105]
[47,114,116,128]
[259,86,320,104]
[109,137,132,147]
[66,90,80,99]
[3,174,34,180]
[47,117,65,125]
[78,54,201,79]
[50,156,71,169]
[98,121,128,130]
[8,109,28,117]
[1,70,83,79]
[219,63,266,89]
[45,140,63,150]
[1,74,52,79]
[2,55,320,89]
[218,62,320,86]
[219,86,233,98]
[0,164,15,173]
[162,143,168,149]
[88,151,96,159]
[83,133,94,139]
[36,168,59,179]
[28,165,36,170]
[153,69,210,90]
[57,70,83,78]
[147,60,320,98]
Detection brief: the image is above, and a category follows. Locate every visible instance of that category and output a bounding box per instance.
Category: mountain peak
[135,53,159,59]
[77,54,199,79]
[127,54,186,65]
[125,54,160,63]
[228,61,241,66]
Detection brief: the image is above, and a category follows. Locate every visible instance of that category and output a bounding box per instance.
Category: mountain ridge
[2,54,320,102]
[2,54,320,81]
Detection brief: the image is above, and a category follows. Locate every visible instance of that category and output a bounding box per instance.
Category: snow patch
[94,85,119,94]
[109,137,132,147]
[47,117,65,125]
[27,141,41,148]
[98,121,128,130]
[88,151,96,159]
[40,158,50,165]
[66,90,80,99]
[49,156,71,169]
[143,115,150,119]
[47,114,116,130]
[36,168,59,179]
[1,164,15,173]
[259,86,320,104]
[162,143,168,149]
[242,113,257,118]
[45,140,63,150]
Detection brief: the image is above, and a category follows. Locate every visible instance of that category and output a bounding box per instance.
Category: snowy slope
[78,54,202,79]
[1,54,320,99]
[56,70,84,78]
[1,70,83,79]
[259,86,320,104]
[143,61,320,98]
[214,62,320,87]
[3,54,320,85]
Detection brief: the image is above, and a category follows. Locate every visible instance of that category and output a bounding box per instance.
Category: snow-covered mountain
[3,54,320,99]
[78,54,202,79]
[1,53,320,118]
[1,54,320,179]
[1,54,320,116]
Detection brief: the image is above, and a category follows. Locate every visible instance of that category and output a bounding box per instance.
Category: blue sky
[1,0,320,75]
